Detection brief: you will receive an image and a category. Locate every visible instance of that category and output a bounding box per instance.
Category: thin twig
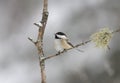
[28,37,36,44]
[74,40,91,48]
[34,23,42,28]
[43,40,91,60]
[112,28,120,33]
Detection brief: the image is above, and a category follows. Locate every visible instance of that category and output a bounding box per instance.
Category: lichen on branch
[91,28,113,48]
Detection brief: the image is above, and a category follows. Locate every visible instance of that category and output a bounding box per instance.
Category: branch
[43,40,91,60]
[28,0,48,83]
[37,0,48,82]
[112,28,120,33]
[74,40,91,48]
[43,28,120,61]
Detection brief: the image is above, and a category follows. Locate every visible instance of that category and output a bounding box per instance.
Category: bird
[54,32,82,52]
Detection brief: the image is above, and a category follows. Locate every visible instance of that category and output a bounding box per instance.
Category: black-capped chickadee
[54,32,82,52]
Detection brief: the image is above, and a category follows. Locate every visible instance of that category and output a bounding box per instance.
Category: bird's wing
[67,41,74,47]
[67,41,84,52]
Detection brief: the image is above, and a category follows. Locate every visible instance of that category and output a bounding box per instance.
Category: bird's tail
[76,48,84,52]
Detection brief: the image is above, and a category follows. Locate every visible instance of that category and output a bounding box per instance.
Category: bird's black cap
[55,32,67,39]
[56,32,66,35]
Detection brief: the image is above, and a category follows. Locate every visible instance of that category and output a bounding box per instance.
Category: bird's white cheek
[54,40,64,52]
[57,35,68,39]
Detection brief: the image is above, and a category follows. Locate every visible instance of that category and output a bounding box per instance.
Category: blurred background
[0,0,120,83]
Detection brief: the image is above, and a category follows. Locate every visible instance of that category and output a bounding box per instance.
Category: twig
[74,40,91,48]
[43,40,91,60]
[112,28,120,33]
[28,37,36,44]
[34,23,42,28]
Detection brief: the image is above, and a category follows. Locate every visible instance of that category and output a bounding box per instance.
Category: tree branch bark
[28,0,48,83]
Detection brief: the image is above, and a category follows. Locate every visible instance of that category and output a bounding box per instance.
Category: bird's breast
[54,39,64,52]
